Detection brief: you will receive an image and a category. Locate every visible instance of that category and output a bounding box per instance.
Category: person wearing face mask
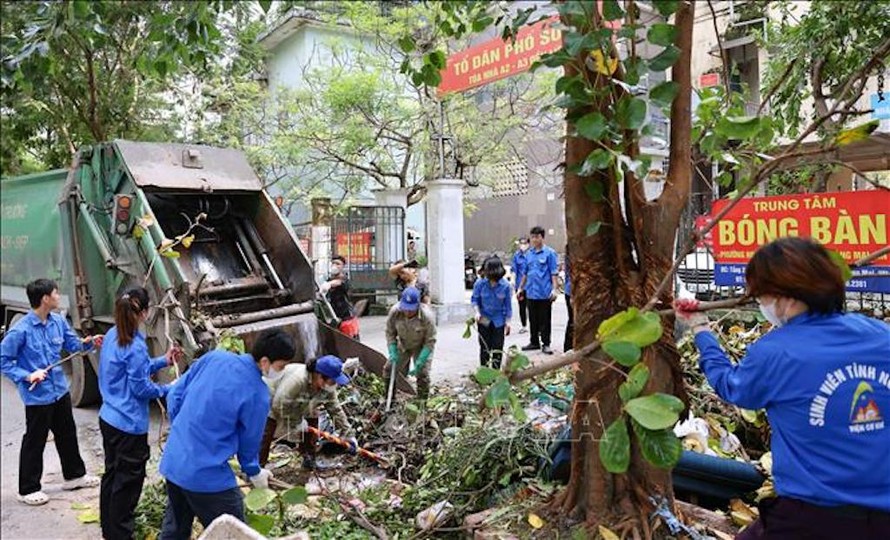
[675,237,890,539]
[321,256,360,340]
[384,286,437,400]
[389,259,431,304]
[158,329,295,538]
[259,355,356,470]
[98,287,181,540]
[512,237,530,334]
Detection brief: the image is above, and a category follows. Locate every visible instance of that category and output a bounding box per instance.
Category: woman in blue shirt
[98,287,178,540]
[471,256,513,369]
[676,237,890,539]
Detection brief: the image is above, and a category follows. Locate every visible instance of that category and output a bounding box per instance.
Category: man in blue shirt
[0,278,103,506]
[511,237,530,334]
[517,227,559,355]
[158,329,296,538]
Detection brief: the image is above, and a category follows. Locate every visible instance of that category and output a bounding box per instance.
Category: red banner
[712,191,890,266]
[438,16,562,95]
[335,232,372,264]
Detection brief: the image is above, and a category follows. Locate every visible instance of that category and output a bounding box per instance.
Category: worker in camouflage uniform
[259,355,356,470]
[384,286,437,400]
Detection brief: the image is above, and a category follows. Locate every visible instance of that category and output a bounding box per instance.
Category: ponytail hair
[114,286,150,346]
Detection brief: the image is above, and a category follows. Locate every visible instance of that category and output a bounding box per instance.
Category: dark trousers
[564,294,574,352]
[19,392,86,495]
[737,496,890,540]
[160,480,245,540]
[517,292,528,327]
[527,298,552,347]
[100,418,149,540]
[477,322,506,369]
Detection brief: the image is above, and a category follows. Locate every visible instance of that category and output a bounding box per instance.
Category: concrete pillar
[426,178,474,324]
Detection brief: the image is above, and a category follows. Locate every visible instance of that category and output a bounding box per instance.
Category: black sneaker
[521,343,541,351]
[541,345,554,355]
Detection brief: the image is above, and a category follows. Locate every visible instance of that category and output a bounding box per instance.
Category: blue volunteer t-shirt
[471,277,513,328]
[523,245,558,300]
[695,311,890,511]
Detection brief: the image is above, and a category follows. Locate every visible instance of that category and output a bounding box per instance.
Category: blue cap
[316,355,350,385]
[399,286,421,311]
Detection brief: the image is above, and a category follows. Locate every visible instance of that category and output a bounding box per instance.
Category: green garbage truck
[1,140,410,406]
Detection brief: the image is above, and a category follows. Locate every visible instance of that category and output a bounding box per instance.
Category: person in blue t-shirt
[676,237,890,539]
[0,278,103,506]
[98,286,181,540]
[517,226,559,355]
[471,256,513,369]
[511,237,530,334]
[158,329,296,538]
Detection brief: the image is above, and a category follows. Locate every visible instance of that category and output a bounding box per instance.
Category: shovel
[305,426,389,468]
[385,360,397,412]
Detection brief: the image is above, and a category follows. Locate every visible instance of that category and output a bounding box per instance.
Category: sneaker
[62,474,100,491]
[541,345,554,355]
[17,491,49,506]
[518,327,528,334]
[521,343,540,351]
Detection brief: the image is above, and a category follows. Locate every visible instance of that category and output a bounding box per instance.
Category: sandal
[62,474,100,490]
[18,491,49,506]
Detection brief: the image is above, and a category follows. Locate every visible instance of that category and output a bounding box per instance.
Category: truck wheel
[66,353,101,407]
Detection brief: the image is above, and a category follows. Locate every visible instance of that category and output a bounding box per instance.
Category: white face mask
[759,299,784,327]
[263,366,284,382]
[519,244,529,252]
[330,265,342,275]
[324,383,338,393]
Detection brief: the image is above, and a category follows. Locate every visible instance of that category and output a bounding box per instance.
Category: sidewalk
[358,292,571,385]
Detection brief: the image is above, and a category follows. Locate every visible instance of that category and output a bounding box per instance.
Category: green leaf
[258,0,272,13]
[426,50,447,70]
[624,393,685,430]
[602,340,641,367]
[601,0,625,21]
[576,112,608,140]
[649,81,679,110]
[716,115,762,140]
[598,309,663,347]
[616,97,647,130]
[281,486,308,505]
[599,416,630,473]
[474,366,501,386]
[827,250,853,282]
[76,509,99,523]
[472,16,494,33]
[586,221,602,237]
[584,180,604,201]
[509,392,527,422]
[508,353,530,372]
[580,149,613,175]
[397,36,415,53]
[632,420,682,468]
[647,23,677,46]
[244,487,277,512]
[485,377,511,408]
[619,363,650,402]
[648,45,681,71]
[161,249,181,258]
[624,57,645,85]
[652,0,680,17]
[247,512,276,536]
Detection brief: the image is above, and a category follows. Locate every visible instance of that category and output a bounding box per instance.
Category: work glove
[346,437,358,455]
[249,468,273,489]
[673,299,710,330]
[387,343,400,365]
[409,347,432,376]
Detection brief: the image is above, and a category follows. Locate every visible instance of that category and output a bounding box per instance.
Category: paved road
[0,295,571,539]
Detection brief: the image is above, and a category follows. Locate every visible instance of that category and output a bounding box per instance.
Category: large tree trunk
[555,3,695,535]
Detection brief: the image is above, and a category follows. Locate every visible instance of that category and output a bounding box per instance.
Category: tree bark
[556,2,695,535]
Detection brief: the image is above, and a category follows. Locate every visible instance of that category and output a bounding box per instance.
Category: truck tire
[67,353,101,408]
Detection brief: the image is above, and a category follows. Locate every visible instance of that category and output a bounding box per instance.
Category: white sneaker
[518,326,528,334]
[18,491,49,505]
[62,474,100,491]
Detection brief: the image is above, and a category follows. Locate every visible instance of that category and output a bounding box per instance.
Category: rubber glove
[249,468,273,489]
[409,347,432,376]
[387,343,400,365]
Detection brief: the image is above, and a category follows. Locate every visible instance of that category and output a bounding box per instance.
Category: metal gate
[330,206,405,294]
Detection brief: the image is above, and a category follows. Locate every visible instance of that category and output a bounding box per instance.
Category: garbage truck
[0,140,411,406]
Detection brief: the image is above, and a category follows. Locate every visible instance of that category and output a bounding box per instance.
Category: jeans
[160,480,244,540]
[19,392,87,495]
[100,418,149,540]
